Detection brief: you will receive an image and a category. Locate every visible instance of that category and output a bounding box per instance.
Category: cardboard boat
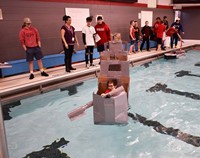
[164,50,185,60]
[93,40,129,124]
[68,37,130,125]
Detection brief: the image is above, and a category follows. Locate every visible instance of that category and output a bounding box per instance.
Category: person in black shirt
[170,18,184,48]
[140,21,152,51]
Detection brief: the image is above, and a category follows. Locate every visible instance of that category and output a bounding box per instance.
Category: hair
[86,16,93,22]
[97,16,103,21]
[130,20,134,25]
[63,15,71,22]
[163,16,167,19]
[22,23,26,28]
[107,79,118,87]
[156,17,161,20]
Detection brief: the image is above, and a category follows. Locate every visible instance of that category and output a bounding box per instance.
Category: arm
[106,25,111,41]
[75,35,79,47]
[82,33,87,48]
[180,24,184,34]
[129,26,135,40]
[177,32,183,41]
[34,28,41,47]
[19,30,27,51]
[60,29,68,49]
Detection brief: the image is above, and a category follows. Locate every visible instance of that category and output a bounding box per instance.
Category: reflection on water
[60,82,84,96]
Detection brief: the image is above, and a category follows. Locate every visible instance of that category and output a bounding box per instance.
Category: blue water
[4,50,200,158]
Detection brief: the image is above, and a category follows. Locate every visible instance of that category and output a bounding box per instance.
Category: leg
[64,46,72,72]
[174,34,178,47]
[170,36,174,48]
[146,39,150,51]
[90,53,94,66]
[29,61,34,73]
[137,40,140,51]
[68,45,75,70]
[85,47,89,65]
[37,59,44,71]
[140,39,145,51]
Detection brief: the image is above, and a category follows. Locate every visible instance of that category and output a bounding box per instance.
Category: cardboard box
[93,91,128,124]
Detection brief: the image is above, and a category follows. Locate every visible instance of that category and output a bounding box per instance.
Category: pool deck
[0,39,200,105]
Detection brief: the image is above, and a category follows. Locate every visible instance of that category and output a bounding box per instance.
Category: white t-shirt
[82,25,96,46]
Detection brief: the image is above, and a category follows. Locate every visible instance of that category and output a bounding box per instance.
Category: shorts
[130,40,135,45]
[156,38,162,44]
[97,45,104,52]
[26,46,43,62]
[85,46,94,54]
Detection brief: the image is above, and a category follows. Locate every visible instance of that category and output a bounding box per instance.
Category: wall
[181,7,200,40]
[0,0,174,62]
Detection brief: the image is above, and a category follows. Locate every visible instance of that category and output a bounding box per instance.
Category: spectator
[128,20,135,55]
[156,20,166,51]
[95,16,111,63]
[140,21,152,52]
[82,16,96,68]
[170,18,184,48]
[61,15,79,72]
[134,21,141,52]
[19,17,49,79]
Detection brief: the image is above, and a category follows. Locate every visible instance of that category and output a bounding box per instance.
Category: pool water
[4,50,200,158]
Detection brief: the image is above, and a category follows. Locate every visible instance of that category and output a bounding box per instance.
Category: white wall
[138,0,172,6]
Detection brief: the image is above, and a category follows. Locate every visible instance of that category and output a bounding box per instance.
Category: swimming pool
[3,49,200,158]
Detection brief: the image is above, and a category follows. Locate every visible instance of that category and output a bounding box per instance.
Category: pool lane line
[128,112,200,147]
[175,70,200,78]
[146,83,200,100]
[23,137,70,158]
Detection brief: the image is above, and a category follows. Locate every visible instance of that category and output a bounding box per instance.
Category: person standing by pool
[170,18,184,48]
[140,21,152,52]
[95,16,111,63]
[134,21,141,52]
[128,20,135,55]
[19,17,49,80]
[155,20,166,51]
[61,15,79,72]
[82,16,96,68]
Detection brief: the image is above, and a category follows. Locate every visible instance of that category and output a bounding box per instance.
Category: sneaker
[41,71,49,77]
[29,73,34,79]
[70,67,76,70]
[86,64,89,69]
[90,63,95,66]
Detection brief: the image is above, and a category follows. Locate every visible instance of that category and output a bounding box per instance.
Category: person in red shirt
[19,17,49,79]
[95,16,111,62]
[166,26,183,48]
[128,20,136,55]
[156,21,166,51]
[101,79,118,97]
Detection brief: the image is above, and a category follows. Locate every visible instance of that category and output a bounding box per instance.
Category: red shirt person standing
[19,17,49,79]
[95,16,111,60]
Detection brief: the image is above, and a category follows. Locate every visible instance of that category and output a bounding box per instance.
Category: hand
[182,32,185,35]
[76,42,79,48]
[84,45,87,48]
[101,93,106,97]
[65,43,68,49]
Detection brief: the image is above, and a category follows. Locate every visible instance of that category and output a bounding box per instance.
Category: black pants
[63,45,74,71]
[171,33,178,48]
[140,38,150,51]
[85,46,94,64]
